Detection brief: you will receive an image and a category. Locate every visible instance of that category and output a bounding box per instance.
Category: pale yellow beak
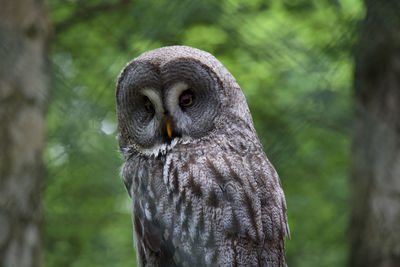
[166,119,172,139]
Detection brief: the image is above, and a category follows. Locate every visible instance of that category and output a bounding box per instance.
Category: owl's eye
[179,90,194,108]
[143,96,154,113]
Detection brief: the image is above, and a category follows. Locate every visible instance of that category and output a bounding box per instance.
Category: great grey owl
[116,46,290,267]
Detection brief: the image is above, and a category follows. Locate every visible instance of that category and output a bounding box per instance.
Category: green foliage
[44,0,364,266]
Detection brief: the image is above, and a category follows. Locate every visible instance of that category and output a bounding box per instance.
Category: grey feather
[116,45,289,267]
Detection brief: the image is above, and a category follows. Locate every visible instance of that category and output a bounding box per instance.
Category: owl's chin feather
[121,137,189,158]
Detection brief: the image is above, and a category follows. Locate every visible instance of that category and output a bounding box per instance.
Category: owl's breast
[125,138,287,266]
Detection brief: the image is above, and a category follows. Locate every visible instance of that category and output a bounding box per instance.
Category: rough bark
[0,0,49,266]
[351,1,400,266]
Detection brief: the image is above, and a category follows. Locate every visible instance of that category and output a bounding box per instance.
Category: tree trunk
[351,1,400,266]
[0,0,49,266]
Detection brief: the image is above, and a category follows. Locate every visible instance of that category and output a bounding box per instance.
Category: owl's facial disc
[162,59,223,141]
[116,58,224,152]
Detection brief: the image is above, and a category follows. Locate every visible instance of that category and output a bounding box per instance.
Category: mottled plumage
[116,46,289,267]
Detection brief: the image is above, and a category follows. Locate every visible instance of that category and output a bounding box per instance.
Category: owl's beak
[166,118,173,139]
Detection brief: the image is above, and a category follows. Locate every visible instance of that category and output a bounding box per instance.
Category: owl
[116,46,290,267]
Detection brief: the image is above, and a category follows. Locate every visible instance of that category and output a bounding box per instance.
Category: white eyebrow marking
[166,82,189,114]
[141,88,164,115]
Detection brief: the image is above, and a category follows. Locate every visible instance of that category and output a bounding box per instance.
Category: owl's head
[116,46,252,156]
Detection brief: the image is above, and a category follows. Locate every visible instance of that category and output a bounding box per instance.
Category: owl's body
[117,46,289,267]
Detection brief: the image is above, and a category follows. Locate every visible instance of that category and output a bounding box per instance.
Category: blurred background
[44,1,362,266]
[1,0,399,267]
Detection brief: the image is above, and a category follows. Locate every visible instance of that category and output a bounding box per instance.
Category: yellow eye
[179,90,194,108]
